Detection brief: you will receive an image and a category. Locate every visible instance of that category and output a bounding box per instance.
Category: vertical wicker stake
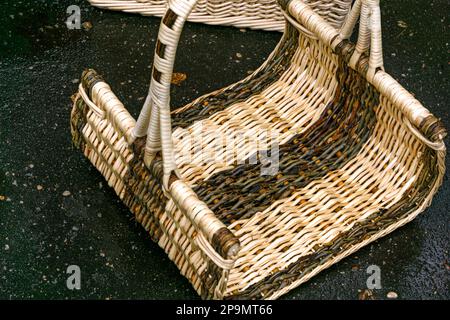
[71,0,446,299]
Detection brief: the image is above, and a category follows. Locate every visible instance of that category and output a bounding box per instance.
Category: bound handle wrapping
[282,0,383,78]
[132,0,198,192]
[339,0,384,80]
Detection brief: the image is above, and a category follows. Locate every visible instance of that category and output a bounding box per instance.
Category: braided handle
[340,0,384,80]
[128,1,241,277]
[132,0,199,192]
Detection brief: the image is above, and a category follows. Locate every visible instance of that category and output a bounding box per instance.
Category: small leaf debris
[387,291,398,299]
[397,20,408,28]
[351,264,360,271]
[70,93,78,103]
[171,73,187,86]
[358,289,375,300]
[82,21,93,31]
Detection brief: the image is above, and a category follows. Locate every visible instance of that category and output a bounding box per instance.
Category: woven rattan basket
[71,0,446,299]
[88,0,354,31]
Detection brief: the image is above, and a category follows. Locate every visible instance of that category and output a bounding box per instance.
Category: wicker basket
[71,0,446,299]
[87,0,354,31]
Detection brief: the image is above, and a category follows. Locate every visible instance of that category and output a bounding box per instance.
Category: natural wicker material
[71,0,446,299]
[88,0,354,31]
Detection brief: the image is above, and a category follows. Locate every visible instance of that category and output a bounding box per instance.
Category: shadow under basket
[71,0,446,299]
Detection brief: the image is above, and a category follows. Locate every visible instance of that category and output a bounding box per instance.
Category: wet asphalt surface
[0,0,449,300]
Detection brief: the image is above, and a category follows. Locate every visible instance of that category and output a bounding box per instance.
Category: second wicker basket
[88,0,354,31]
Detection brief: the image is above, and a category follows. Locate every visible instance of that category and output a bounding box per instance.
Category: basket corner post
[212,227,241,261]
[203,227,240,300]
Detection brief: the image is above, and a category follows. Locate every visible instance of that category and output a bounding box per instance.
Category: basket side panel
[71,92,235,299]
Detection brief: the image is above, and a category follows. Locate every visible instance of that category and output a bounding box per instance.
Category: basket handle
[126,1,241,273]
[338,0,384,80]
[132,0,199,192]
